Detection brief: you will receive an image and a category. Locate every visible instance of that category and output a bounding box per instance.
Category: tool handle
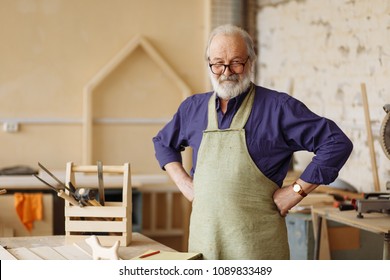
[87,199,102,206]
[58,190,79,206]
[338,204,355,211]
[67,181,76,193]
[71,165,124,174]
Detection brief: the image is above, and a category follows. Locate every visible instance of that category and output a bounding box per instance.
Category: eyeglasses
[208,57,249,75]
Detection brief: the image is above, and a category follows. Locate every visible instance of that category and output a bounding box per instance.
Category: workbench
[312,207,390,260]
[0,232,175,260]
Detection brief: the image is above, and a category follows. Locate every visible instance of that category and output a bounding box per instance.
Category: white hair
[205,24,257,63]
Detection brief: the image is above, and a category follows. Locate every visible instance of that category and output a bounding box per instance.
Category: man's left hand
[273,186,303,217]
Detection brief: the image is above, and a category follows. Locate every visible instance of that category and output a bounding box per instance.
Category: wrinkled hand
[273,186,303,217]
[164,162,194,201]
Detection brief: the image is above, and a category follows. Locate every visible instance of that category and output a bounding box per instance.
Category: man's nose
[222,65,233,76]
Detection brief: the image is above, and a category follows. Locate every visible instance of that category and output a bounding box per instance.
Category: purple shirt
[152,84,353,187]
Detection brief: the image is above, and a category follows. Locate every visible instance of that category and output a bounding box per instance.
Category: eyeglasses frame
[208,56,250,75]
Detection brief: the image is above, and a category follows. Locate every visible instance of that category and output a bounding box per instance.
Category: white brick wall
[257,0,390,192]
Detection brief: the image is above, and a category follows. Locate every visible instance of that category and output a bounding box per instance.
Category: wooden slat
[71,165,125,174]
[72,240,92,257]
[166,192,173,231]
[7,247,42,260]
[65,205,126,218]
[29,246,67,260]
[361,83,381,192]
[142,229,184,237]
[319,218,331,260]
[65,220,126,232]
[52,245,92,260]
[150,193,157,232]
[0,245,17,260]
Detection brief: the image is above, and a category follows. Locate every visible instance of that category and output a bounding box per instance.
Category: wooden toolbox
[64,162,132,246]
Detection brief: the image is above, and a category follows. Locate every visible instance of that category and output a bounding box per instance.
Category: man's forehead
[209,34,247,58]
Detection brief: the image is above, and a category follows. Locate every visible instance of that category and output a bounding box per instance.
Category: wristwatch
[292,183,307,198]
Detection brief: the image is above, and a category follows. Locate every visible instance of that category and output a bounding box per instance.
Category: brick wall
[257,0,390,192]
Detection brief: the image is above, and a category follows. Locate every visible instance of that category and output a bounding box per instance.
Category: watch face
[293,184,301,192]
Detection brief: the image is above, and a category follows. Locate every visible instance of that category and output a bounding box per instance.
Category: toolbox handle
[71,165,126,174]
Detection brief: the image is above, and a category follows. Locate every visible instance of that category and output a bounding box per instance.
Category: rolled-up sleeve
[281,97,353,185]
[152,100,189,170]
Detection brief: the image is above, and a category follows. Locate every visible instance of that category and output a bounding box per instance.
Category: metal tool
[33,174,79,206]
[354,104,390,218]
[380,104,390,160]
[97,161,105,206]
[356,192,390,218]
[74,187,101,206]
[67,181,101,206]
[38,162,73,194]
[68,181,76,193]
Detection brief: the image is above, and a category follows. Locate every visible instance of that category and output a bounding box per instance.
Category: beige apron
[189,85,289,260]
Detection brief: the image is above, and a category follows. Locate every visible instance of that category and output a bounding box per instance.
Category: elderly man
[152,25,353,259]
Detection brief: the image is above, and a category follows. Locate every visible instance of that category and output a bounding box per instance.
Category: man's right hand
[164,162,194,201]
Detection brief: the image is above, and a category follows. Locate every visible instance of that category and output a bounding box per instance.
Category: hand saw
[38,162,75,193]
[33,174,79,206]
[97,161,105,206]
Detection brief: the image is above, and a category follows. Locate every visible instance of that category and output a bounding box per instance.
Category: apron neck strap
[207,83,255,130]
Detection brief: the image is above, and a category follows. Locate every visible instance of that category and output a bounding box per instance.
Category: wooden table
[0,232,175,260]
[311,207,390,260]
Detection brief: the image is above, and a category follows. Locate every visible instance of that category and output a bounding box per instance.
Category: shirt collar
[215,84,252,112]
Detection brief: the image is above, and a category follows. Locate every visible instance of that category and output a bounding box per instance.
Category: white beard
[211,73,252,100]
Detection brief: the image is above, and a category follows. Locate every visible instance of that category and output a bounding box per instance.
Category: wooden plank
[7,247,43,260]
[65,205,126,217]
[29,246,67,260]
[72,240,92,257]
[65,220,126,232]
[0,245,17,260]
[71,165,125,174]
[319,218,331,260]
[313,207,390,235]
[53,245,92,260]
[361,83,381,192]
[311,208,319,240]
